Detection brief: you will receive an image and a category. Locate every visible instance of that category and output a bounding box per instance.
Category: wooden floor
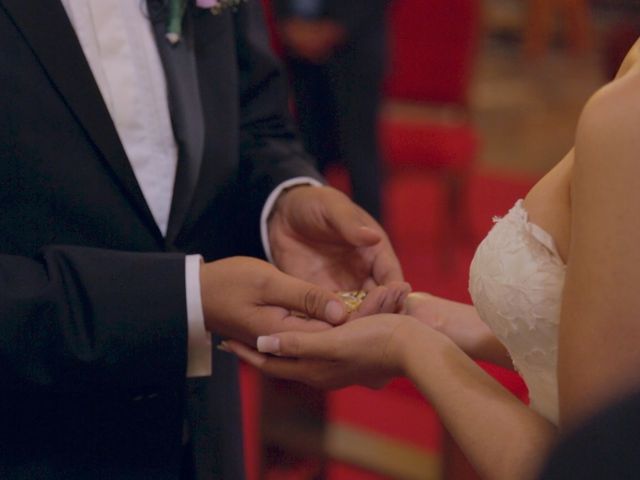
[474,0,610,177]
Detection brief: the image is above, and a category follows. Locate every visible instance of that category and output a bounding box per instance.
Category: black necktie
[147,0,205,244]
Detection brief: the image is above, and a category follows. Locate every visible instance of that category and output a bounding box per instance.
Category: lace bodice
[469,200,566,425]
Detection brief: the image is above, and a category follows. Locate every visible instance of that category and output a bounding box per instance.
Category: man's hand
[200,256,349,345]
[268,185,408,314]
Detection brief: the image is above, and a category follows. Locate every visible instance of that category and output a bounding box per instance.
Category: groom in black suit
[0,1,404,478]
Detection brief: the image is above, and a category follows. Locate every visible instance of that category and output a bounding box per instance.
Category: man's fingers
[351,282,411,319]
[372,249,405,284]
[315,187,383,247]
[331,212,382,248]
[262,271,347,325]
[388,281,412,309]
[350,286,390,319]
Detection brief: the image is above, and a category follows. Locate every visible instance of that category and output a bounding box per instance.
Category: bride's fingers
[222,340,334,384]
[221,340,268,367]
[402,292,442,325]
[223,331,339,361]
[384,281,411,311]
[255,330,340,361]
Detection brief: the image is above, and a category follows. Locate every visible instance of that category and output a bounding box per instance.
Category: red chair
[260,0,285,57]
[381,0,481,262]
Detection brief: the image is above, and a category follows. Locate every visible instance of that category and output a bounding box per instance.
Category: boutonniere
[166,0,247,44]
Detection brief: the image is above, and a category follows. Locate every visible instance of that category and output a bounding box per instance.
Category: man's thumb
[264,272,347,325]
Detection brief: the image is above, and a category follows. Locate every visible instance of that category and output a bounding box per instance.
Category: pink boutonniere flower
[196,0,220,7]
[167,0,247,44]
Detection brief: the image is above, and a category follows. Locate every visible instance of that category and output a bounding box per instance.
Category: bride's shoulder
[574,63,640,171]
[579,59,640,132]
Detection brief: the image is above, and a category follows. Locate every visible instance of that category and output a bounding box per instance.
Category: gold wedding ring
[338,290,367,313]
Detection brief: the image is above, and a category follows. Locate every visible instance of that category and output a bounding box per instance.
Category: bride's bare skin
[402,292,513,369]
[559,42,640,426]
[524,37,640,264]
[519,37,640,427]
[224,40,640,480]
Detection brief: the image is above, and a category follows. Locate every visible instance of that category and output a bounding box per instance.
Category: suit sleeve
[0,246,188,393]
[233,0,324,255]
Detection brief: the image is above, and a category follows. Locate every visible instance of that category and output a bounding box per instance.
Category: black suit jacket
[0,0,321,478]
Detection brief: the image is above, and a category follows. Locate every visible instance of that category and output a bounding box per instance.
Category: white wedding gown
[469,200,566,425]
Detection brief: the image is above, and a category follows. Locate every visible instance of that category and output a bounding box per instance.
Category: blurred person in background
[272,0,392,222]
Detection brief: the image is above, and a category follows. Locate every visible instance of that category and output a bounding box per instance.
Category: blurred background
[240,0,640,479]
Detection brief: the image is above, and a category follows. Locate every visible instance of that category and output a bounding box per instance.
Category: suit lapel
[148,5,205,245]
[1,0,162,239]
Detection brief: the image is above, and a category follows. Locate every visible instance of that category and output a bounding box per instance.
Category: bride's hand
[403,292,481,345]
[221,314,425,390]
[404,292,511,367]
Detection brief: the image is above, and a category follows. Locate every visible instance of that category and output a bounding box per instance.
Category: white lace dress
[469,200,566,425]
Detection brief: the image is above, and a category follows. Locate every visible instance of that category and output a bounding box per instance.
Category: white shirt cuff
[260,176,323,263]
[185,254,212,377]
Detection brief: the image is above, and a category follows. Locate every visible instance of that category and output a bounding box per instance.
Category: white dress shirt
[59,0,320,377]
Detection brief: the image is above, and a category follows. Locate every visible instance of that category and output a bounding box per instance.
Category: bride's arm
[404,292,513,369]
[224,315,556,480]
[558,60,640,428]
[399,320,556,480]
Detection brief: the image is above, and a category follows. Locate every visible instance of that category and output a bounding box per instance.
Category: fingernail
[257,336,280,354]
[359,225,381,236]
[325,300,345,323]
[217,341,231,353]
[357,226,381,245]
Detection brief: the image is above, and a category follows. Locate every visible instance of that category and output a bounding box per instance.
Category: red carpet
[244,166,538,479]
